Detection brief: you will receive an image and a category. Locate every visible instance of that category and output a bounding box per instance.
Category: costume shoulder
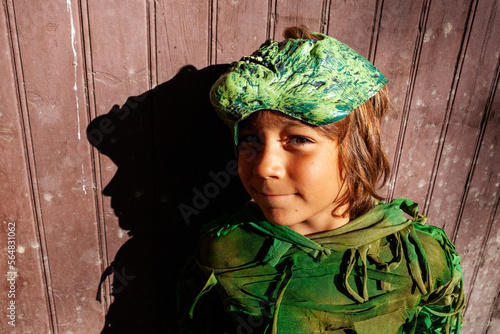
[199,202,269,269]
[177,203,268,333]
[403,205,465,333]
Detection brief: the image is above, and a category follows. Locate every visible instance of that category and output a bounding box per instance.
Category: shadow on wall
[87,64,249,333]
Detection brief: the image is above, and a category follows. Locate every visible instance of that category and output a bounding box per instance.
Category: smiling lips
[253,187,297,198]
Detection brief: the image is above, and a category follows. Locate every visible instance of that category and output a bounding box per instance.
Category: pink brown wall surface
[1,0,499,333]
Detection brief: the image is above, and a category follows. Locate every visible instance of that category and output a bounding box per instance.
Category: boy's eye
[238,134,260,144]
[288,136,313,145]
[237,134,260,152]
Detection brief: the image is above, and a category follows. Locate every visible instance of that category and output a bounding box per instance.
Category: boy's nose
[252,144,285,179]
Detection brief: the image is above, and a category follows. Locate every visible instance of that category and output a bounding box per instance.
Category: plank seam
[424,0,478,219]
[147,0,157,88]
[159,2,173,77]
[209,0,218,65]
[386,0,432,202]
[267,0,277,40]
[78,0,111,311]
[368,0,384,64]
[463,164,500,320]
[5,0,58,332]
[485,273,500,334]
[478,190,500,333]
[451,0,499,243]
[320,0,331,34]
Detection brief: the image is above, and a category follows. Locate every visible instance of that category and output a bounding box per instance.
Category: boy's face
[237,111,348,235]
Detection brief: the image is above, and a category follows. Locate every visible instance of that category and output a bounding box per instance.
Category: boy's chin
[260,210,298,228]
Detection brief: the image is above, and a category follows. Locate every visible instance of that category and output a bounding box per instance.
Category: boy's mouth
[253,188,296,198]
[260,192,292,197]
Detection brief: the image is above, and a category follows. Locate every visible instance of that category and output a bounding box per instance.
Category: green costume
[178,199,464,333]
[180,31,465,333]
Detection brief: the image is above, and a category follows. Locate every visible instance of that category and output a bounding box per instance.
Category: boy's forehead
[238,110,310,130]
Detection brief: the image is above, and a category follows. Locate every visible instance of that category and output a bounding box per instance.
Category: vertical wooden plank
[215,0,269,64]
[274,0,326,38]
[486,288,500,333]
[156,0,211,82]
[148,0,157,88]
[85,2,152,326]
[86,0,150,295]
[12,0,104,331]
[87,0,150,116]
[388,1,472,206]
[0,2,52,333]
[467,204,500,334]
[373,0,425,195]
[328,0,378,58]
[427,0,500,235]
[455,75,500,333]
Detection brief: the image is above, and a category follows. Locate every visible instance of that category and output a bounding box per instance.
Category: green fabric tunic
[178,198,464,333]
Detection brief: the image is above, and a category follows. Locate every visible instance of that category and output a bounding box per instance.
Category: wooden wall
[1,0,499,333]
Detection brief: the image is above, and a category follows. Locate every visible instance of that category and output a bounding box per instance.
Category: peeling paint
[67,0,81,140]
[17,245,25,254]
[81,249,98,265]
[0,127,14,143]
[444,22,453,37]
[424,29,433,43]
[81,164,87,194]
[44,193,54,202]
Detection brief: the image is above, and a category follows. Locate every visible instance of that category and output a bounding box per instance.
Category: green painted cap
[210,33,388,143]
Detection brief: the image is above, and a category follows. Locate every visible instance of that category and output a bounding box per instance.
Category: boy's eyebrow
[239,118,309,131]
[278,119,316,132]
[281,120,309,129]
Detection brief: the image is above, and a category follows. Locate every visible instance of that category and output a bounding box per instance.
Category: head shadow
[87,64,249,333]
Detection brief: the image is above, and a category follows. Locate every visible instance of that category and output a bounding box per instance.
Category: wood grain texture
[0,1,52,333]
[454,56,500,334]
[0,0,499,332]
[214,0,269,64]
[274,0,326,38]
[427,0,500,236]
[11,0,104,332]
[328,0,378,58]
[156,0,211,82]
[86,1,151,304]
[87,0,151,114]
[390,0,472,206]
[373,0,426,196]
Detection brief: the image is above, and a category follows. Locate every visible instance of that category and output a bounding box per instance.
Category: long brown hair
[284,26,391,219]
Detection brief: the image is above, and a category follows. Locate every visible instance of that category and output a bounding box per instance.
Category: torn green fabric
[178,199,464,333]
